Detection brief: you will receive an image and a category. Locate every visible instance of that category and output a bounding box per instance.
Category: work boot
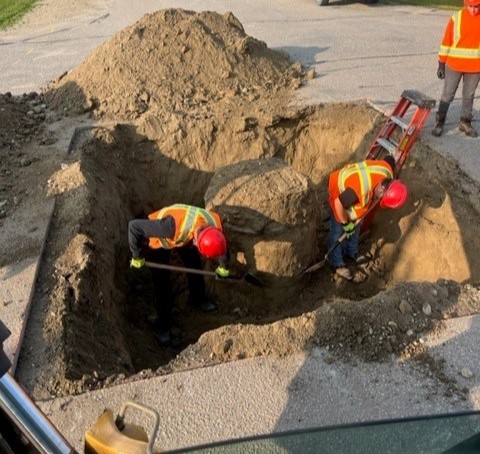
[334,267,353,281]
[155,331,182,348]
[198,300,217,312]
[354,254,370,265]
[459,117,478,138]
[155,331,172,347]
[431,113,446,137]
[345,254,370,265]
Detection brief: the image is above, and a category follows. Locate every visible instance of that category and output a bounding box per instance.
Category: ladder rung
[390,115,408,130]
[376,138,398,154]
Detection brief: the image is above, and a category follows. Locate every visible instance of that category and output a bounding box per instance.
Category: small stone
[422,303,432,315]
[399,300,412,314]
[306,69,316,79]
[461,368,473,379]
[406,329,414,336]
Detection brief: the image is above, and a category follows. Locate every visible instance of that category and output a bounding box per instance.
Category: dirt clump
[0,8,479,401]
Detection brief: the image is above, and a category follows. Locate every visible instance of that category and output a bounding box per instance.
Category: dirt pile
[45,8,303,139]
[0,8,478,401]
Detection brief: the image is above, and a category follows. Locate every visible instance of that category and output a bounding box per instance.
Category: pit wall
[50,102,480,384]
[51,103,378,381]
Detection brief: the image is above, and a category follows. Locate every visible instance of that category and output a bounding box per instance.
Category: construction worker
[327,156,408,281]
[128,204,230,347]
[432,0,480,138]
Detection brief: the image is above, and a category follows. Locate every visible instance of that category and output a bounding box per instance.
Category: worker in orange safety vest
[432,0,480,137]
[327,156,408,281]
[128,204,229,347]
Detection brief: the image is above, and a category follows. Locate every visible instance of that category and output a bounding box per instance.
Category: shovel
[303,198,382,274]
[144,261,266,287]
[303,230,353,274]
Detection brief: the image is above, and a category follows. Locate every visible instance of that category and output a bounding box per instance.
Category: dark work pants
[147,246,207,332]
[438,66,480,119]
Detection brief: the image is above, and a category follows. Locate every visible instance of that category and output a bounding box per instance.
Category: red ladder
[362,90,435,232]
[366,89,436,175]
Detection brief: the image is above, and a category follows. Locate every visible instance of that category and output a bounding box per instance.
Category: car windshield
[169,411,480,453]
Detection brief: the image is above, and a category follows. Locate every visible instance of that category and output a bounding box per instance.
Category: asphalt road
[1,0,478,181]
[1,1,480,452]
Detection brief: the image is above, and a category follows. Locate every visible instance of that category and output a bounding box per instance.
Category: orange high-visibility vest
[328,160,393,222]
[438,8,480,73]
[147,204,223,249]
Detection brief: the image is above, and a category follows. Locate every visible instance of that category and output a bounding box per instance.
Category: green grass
[391,0,463,8]
[0,0,39,29]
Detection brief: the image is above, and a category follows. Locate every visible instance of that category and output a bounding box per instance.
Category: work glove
[437,62,445,80]
[130,257,145,269]
[215,266,230,279]
[342,221,356,239]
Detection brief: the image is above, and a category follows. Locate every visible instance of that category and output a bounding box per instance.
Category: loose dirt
[2,7,480,402]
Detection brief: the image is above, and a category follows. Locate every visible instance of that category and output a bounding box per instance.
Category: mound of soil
[1,8,479,401]
[45,8,303,138]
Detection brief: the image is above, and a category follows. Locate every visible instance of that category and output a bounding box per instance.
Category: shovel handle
[144,261,217,277]
[304,198,382,274]
[144,261,265,287]
[303,232,348,273]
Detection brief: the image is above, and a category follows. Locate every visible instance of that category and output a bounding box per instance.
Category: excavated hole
[43,102,480,396]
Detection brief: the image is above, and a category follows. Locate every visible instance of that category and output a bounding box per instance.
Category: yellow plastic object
[85,409,148,454]
[85,402,160,454]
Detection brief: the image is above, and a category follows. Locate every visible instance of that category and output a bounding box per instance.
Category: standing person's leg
[343,221,361,261]
[327,209,352,280]
[327,211,345,268]
[148,248,175,343]
[432,67,462,136]
[459,72,480,137]
[178,246,216,311]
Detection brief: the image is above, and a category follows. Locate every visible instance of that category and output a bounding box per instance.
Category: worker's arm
[333,188,359,223]
[333,197,350,224]
[128,216,175,258]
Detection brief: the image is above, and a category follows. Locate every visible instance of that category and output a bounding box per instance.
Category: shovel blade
[303,258,327,274]
[243,272,267,287]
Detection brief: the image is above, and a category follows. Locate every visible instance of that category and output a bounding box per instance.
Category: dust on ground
[1,8,480,401]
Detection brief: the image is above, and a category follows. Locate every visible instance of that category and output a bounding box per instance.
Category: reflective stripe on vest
[338,162,391,219]
[153,204,221,249]
[439,11,480,60]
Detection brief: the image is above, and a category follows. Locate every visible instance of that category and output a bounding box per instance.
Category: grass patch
[0,0,39,29]
[391,0,462,8]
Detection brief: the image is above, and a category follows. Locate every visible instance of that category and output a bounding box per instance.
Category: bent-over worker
[128,203,229,347]
[327,156,407,281]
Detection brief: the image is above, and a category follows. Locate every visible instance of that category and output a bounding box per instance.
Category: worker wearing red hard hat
[327,156,408,281]
[128,204,229,346]
[432,0,480,137]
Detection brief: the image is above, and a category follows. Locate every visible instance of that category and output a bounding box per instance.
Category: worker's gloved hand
[215,266,230,279]
[437,62,445,80]
[130,257,145,269]
[342,221,356,239]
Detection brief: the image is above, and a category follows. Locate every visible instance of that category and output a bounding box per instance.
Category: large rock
[205,158,318,302]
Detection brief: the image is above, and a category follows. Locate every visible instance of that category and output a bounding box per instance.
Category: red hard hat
[465,0,480,6]
[380,180,408,209]
[196,226,227,258]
